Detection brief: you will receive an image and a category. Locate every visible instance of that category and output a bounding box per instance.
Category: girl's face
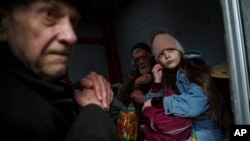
[158,48,181,70]
[152,34,182,70]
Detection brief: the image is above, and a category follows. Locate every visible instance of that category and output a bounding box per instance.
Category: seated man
[0,0,117,140]
[120,42,156,140]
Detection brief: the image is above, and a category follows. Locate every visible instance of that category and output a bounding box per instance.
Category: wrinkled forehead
[0,0,90,15]
[132,49,150,59]
[1,0,60,6]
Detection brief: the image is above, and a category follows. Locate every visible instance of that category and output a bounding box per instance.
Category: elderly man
[120,42,156,141]
[0,0,118,140]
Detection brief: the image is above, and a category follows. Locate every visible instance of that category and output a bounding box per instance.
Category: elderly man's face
[132,50,152,74]
[0,0,80,82]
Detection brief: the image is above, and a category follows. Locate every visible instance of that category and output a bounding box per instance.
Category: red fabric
[151,83,161,93]
[151,97,164,108]
[143,90,192,141]
[142,124,191,141]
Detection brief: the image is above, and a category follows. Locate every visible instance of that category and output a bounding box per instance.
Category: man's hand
[130,89,144,104]
[76,71,113,111]
[74,88,103,109]
[134,73,153,87]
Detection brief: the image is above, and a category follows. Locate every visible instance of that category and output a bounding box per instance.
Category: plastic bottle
[191,131,197,141]
[118,104,138,141]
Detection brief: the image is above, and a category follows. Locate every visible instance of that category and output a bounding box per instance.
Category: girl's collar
[169,67,179,75]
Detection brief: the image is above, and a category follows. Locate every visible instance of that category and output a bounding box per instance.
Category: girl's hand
[151,64,163,83]
[142,99,152,111]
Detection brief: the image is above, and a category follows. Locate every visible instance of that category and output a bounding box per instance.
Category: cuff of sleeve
[151,83,161,93]
[151,97,164,108]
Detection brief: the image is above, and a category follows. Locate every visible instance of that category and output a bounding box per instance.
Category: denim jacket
[144,70,222,140]
[144,70,209,118]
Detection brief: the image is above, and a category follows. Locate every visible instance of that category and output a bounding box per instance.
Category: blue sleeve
[163,72,209,118]
[144,88,164,101]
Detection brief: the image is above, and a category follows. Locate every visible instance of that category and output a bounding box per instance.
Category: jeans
[192,118,223,141]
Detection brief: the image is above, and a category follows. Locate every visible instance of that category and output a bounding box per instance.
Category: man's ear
[0,12,8,41]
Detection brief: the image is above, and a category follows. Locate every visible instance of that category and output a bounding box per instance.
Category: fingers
[78,78,93,90]
[80,71,113,111]
[74,88,102,108]
[94,73,111,110]
[130,90,144,104]
[82,72,104,100]
[101,80,113,111]
[144,74,153,82]
[152,64,163,73]
[138,74,152,84]
[152,64,163,83]
[94,73,106,101]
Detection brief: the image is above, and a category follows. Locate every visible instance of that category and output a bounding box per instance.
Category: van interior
[64,0,250,141]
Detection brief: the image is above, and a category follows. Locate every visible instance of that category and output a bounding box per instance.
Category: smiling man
[0,0,118,140]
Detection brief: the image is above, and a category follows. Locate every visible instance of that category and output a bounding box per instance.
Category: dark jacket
[0,44,118,141]
[120,69,154,129]
[120,69,153,105]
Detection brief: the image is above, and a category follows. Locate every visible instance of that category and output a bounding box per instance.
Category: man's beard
[139,65,151,74]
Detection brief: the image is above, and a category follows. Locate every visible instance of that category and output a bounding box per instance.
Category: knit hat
[0,0,91,15]
[152,34,184,62]
[130,42,151,56]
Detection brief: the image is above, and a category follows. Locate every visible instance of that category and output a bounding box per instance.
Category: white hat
[152,34,184,62]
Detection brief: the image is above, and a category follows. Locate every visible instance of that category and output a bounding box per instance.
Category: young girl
[142,28,223,141]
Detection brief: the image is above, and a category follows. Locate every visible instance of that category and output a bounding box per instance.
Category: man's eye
[134,59,139,63]
[42,9,55,18]
[41,9,57,25]
[44,10,53,17]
